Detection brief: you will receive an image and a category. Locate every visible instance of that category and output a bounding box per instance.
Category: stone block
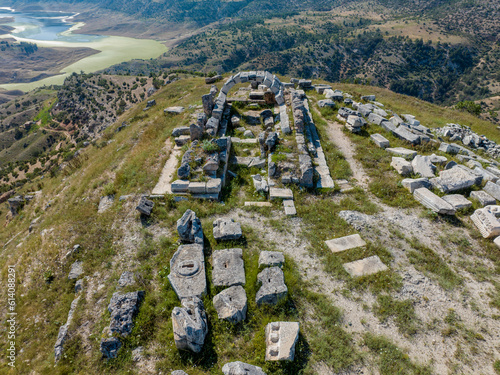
[471,208,500,238]
[411,155,436,178]
[442,195,472,210]
[413,188,455,215]
[401,178,431,193]
[188,182,207,194]
[168,244,206,299]
[470,191,496,206]
[370,133,390,148]
[108,291,145,336]
[484,181,500,201]
[391,157,413,176]
[136,197,154,216]
[213,286,247,323]
[171,180,189,193]
[430,166,478,193]
[172,127,190,137]
[222,362,266,375]
[100,337,121,359]
[206,179,222,194]
[265,322,300,361]
[256,267,288,305]
[269,188,294,200]
[177,209,204,245]
[259,251,285,268]
[474,167,498,183]
[172,297,208,353]
[325,234,366,253]
[164,107,185,115]
[283,200,297,216]
[343,255,388,277]
[386,147,417,160]
[175,136,190,147]
[213,218,243,241]
[212,248,245,287]
[393,126,420,145]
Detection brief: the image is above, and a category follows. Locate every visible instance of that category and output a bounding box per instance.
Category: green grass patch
[364,333,432,375]
[373,295,419,335]
[34,97,57,127]
[406,237,462,290]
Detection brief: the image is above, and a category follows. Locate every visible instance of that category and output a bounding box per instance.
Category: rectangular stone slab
[370,133,390,148]
[414,187,456,215]
[269,188,294,200]
[343,255,388,277]
[283,200,297,216]
[442,195,472,210]
[325,234,366,253]
[386,147,417,160]
[483,181,500,201]
[470,191,496,207]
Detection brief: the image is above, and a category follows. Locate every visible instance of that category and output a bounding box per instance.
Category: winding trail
[312,107,369,188]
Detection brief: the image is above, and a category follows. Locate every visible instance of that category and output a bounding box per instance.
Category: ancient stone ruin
[265,322,300,361]
[171,297,208,353]
[256,267,288,305]
[168,243,206,300]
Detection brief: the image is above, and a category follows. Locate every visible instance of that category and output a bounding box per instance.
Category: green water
[0,21,168,92]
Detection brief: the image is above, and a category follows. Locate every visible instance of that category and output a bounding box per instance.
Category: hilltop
[0,72,500,374]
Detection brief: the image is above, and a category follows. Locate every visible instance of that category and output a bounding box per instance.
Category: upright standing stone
[177,209,204,245]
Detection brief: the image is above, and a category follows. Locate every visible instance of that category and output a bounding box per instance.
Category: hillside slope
[0,75,500,374]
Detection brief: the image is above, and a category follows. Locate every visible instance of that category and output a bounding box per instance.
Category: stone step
[269,188,294,200]
[343,255,388,277]
[325,234,366,253]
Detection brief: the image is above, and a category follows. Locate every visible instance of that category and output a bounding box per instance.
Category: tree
[455,101,481,116]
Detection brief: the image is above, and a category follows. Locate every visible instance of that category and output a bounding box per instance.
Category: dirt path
[152,139,181,195]
[312,107,369,188]
[309,107,500,375]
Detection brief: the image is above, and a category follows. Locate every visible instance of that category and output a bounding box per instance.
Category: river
[0,7,168,91]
